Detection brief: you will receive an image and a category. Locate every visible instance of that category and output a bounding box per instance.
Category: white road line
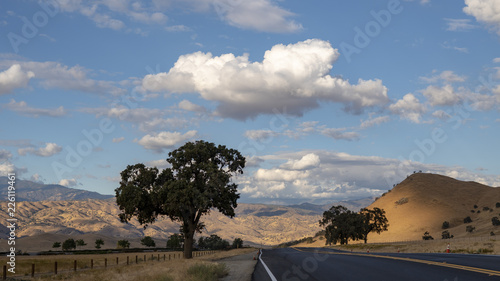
[259,249,277,281]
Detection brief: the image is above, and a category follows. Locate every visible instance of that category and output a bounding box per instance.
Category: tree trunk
[184,231,194,259]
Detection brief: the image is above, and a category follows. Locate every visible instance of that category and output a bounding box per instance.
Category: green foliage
[62,239,76,251]
[441,230,453,239]
[464,216,472,223]
[141,236,156,247]
[115,140,245,259]
[186,263,228,281]
[75,239,86,248]
[198,235,229,250]
[442,221,450,229]
[52,242,61,248]
[422,231,433,240]
[466,225,475,233]
[117,239,130,249]
[95,239,104,249]
[492,217,500,226]
[359,207,389,243]
[232,238,243,249]
[319,205,365,245]
[166,233,184,249]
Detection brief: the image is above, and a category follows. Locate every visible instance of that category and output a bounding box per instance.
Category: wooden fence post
[127,256,129,265]
[32,264,35,278]
[169,254,171,260]
[3,265,7,280]
[105,258,107,268]
[116,257,119,265]
[144,255,146,262]
[136,255,138,264]
[163,254,166,261]
[158,254,160,261]
[74,260,77,272]
[54,262,58,275]
[91,259,93,269]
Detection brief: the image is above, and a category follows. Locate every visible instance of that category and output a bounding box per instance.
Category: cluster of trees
[319,205,388,245]
[52,239,89,251]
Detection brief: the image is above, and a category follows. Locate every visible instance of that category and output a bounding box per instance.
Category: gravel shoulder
[217,249,259,281]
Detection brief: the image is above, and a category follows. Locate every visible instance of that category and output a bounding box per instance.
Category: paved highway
[252,247,500,281]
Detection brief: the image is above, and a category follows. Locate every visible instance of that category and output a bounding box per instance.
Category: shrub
[441,230,453,239]
[474,205,478,209]
[442,221,450,229]
[477,210,481,214]
[491,231,496,236]
[52,242,61,248]
[422,231,434,240]
[464,216,472,223]
[496,202,500,208]
[117,239,130,249]
[492,217,500,226]
[483,207,490,211]
[471,210,475,213]
[395,197,409,206]
[466,226,475,233]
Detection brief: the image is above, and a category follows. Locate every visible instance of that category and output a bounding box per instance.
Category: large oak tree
[115,140,245,258]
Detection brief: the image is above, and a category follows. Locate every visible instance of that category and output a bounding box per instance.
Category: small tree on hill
[359,207,389,243]
[466,226,475,233]
[166,233,183,250]
[75,239,87,249]
[117,240,130,249]
[464,216,472,223]
[496,202,500,208]
[95,239,104,249]
[62,239,76,251]
[141,236,156,247]
[422,231,433,240]
[232,238,243,249]
[442,221,450,229]
[52,242,61,249]
[441,230,453,239]
[492,217,500,226]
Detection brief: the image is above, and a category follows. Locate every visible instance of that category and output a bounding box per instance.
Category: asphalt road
[252,247,500,281]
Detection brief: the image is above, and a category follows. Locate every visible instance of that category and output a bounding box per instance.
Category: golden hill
[367,173,500,242]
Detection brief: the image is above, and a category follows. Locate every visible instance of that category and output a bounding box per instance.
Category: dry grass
[1,249,253,281]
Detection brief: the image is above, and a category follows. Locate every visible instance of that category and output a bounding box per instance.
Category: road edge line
[259,249,277,281]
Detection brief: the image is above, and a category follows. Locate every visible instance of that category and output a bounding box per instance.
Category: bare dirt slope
[366,173,500,242]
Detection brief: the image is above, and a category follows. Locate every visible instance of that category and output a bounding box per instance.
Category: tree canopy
[115,140,245,258]
[141,236,156,247]
[319,205,388,245]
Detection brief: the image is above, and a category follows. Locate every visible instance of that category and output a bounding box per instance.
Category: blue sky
[1,0,499,204]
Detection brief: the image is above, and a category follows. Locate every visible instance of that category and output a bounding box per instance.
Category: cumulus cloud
[142,39,389,119]
[18,143,62,157]
[135,130,197,153]
[112,137,125,143]
[178,100,207,113]
[0,60,125,95]
[389,93,427,123]
[0,64,35,95]
[284,153,320,170]
[421,84,461,106]
[464,0,500,35]
[59,178,78,187]
[6,99,66,117]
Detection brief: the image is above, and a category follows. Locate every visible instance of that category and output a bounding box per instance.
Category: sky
[0,0,500,205]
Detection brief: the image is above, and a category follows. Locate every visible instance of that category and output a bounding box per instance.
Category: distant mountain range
[0,177,114,201]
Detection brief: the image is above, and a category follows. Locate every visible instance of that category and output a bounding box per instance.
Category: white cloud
[18,143,62,157]
[142,39,389,119]
[112,137,125,143]
[493,58,500,63]
[421,84,461,106]
[360,116,390,129]
[218,0,302,33]
[0,60,126,96]
[420,70,466,84]
[432,110,452,120]
[464,0,500,35]
[59,178,78,187]
[0,64,35,95]
[135,130,197,153]
[6,99,67,117]
[254,168,310,182]
[444,18,477,31]
[389,93,427,123]
[320,128,360,141]
[178,100,207,113]
[284,153,321,170]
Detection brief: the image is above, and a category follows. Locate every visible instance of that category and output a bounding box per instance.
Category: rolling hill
[366,173,500,242]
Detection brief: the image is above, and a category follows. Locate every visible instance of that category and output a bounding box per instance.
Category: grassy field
[0,248,256,281]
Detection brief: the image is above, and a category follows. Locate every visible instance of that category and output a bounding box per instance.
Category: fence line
[366,235,496,245]
[2,250,216,280]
